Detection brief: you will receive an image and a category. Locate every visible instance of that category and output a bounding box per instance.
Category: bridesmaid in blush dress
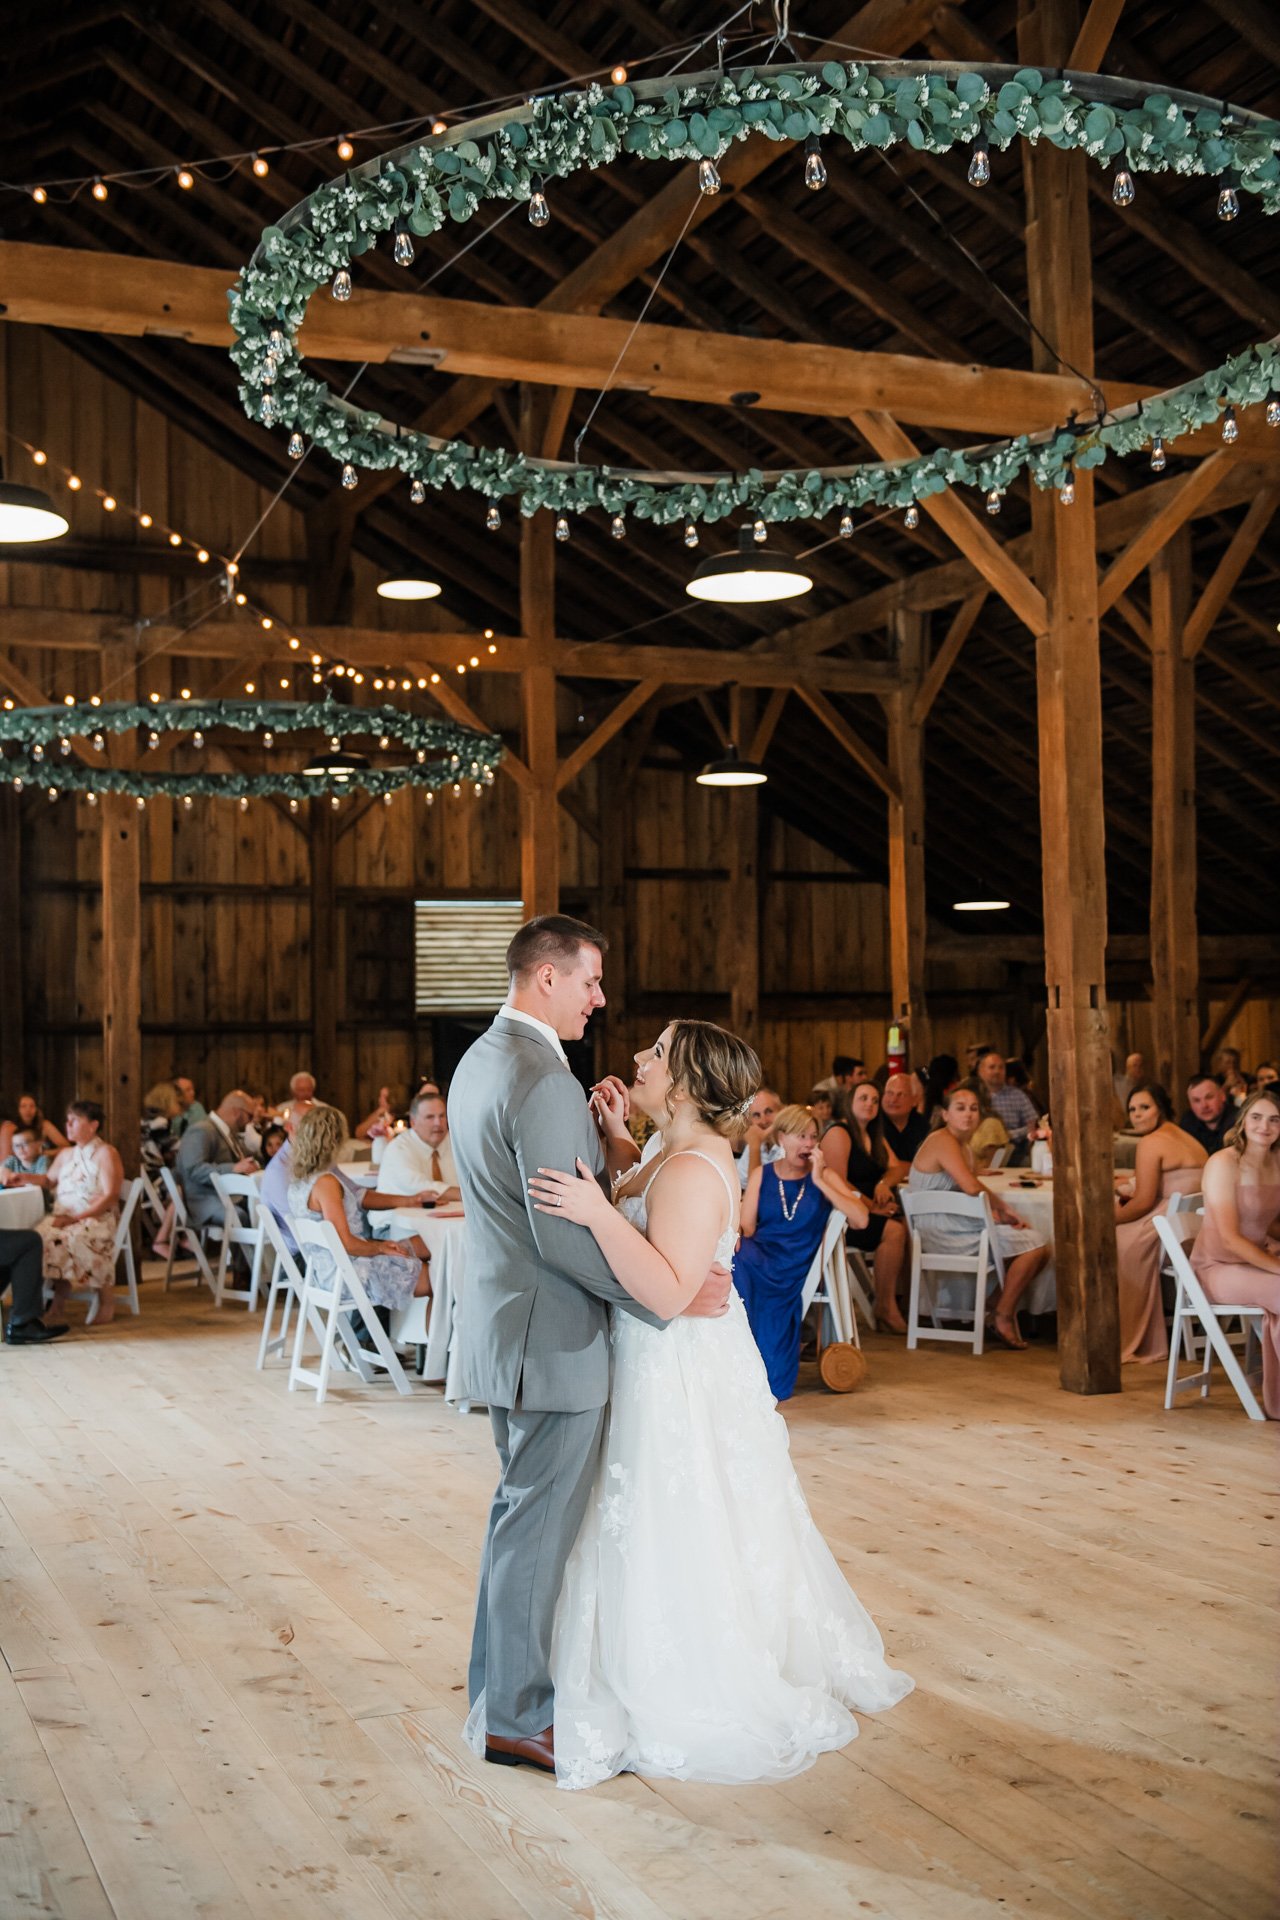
[1191,1090,1280,1418]
[1115,1081,1207,1363]
[735,1104,869,1400]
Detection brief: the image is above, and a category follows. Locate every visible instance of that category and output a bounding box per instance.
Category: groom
[449,913,731,1773]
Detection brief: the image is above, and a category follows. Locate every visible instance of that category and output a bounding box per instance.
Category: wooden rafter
[793,687,899,803]
[1182,489,1280,658]
[911,591,989,724]
[1096,449,1235,614]
[556,679,662,791]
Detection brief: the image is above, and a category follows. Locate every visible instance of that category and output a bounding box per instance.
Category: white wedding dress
[463,1148,913,1791]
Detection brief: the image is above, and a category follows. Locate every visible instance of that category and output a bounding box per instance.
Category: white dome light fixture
[695,743,768,788]
[952,898,1011,912]
[376,576,442,601]
[0,465,70,544]
[685,526,812,604]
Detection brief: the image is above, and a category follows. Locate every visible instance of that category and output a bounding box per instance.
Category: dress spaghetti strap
[643,1147,738,1237]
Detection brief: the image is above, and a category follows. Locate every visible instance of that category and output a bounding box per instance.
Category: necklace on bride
[775,1167,807,1222]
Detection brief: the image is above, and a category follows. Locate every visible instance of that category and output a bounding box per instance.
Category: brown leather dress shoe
[484,1727,555,1774]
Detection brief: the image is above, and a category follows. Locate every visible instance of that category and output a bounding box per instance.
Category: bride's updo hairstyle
[663,1020,762,1144]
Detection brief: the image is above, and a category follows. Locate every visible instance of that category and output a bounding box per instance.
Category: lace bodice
[615,1147,739,1267]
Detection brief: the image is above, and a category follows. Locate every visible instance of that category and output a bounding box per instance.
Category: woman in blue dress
[735,1103,871,1399]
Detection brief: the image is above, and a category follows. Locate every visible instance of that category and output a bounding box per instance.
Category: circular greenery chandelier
[0,698,503,802]
[230,60,1280,531]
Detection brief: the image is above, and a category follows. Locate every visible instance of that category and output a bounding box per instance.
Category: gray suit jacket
[450,1013,663,1412]
[175,1117,239,1228]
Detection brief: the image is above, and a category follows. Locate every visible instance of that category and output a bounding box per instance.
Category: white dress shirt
[735,1138,783,1191]
[500,1004,570,1067]
[376,1128,457,1198]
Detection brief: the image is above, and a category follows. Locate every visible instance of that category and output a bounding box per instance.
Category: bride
[472,1017,913,1791]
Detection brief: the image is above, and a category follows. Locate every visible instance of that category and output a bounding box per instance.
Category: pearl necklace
[776,1168,807,1222]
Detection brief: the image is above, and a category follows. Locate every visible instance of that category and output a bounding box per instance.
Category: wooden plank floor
[2,1274,1276,1920]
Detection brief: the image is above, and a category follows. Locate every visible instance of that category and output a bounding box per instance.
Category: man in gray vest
[450,914,731,1774]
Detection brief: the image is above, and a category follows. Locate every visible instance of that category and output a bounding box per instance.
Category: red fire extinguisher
[887,1023,906,1076]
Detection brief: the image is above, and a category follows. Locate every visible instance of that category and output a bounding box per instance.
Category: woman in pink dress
[1116,1081,1207,1363]
[1192,1090,1280,1418]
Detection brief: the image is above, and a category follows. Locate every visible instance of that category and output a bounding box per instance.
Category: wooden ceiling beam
[912,590,989,723]
[793,687,899,802]
[1068,0,1129,71]
[1096,448,1238,614]
[1182,490,1280,658]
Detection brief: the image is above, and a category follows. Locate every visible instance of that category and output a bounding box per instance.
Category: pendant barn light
[695,743,768,788]
[375,577,442,600]
[685,526,812,604]
[952,897,1011,912]
[0,463,70,543]
[301,747,370,781]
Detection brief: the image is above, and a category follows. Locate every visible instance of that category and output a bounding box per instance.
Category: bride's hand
[529,1158,610,1225]
[588,1076,631,1138]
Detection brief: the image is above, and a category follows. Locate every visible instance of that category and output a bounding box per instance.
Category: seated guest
[735,1104,869,1401]
[287,1104,430,1313]
[260,1122,288,1163]
[807,1088,835,1129]
[959,1076,1011,1171]
[241,1094,274,1158]
[813,1056,864,1103]
[279,1071,318,1129]
[1113,1051,1145,1116]
[1191,1090,1280,1419]
[1,1127,54,1206]
[355,1086,400,1141]
[734,1085,783,1190]
[141,1081,182,1170]
[2,1225,69,1345]
[1115,1082,1207,1363]
[963,1040,997,1076]
[880,1072,929,1168]
[259,1120,297,1254]
[14,1094,68,1157]
[366,1091,461,1212]
[907,1085,1049,1349]
[1029,1117,1053,1175]
[1180,1074,1234,1155]
[976,1049,1038,1155]
[175,1089,259,1231]
[171,1075,207,1138]
[822,1082,909,1334]
[37,1100,124,1327]
[1211,1047,1249,1105]
[1255,1061,1279,1092]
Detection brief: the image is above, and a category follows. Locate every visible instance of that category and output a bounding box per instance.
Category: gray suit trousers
[469,1401,605,1739]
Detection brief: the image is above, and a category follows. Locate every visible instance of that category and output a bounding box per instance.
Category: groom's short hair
[506,913,609,981]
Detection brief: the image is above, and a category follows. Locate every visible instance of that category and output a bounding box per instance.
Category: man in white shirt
[365,1090,461,1213]
[735,1085,784,1190]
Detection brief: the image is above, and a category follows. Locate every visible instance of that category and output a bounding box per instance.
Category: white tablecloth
[0,1186,46,1232]
[984,1172,1058,1315]
[382,1210,472,1406]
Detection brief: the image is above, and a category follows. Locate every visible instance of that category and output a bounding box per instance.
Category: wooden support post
[0,795,23,1103]
[309,800,339,1094]
[519,388,561,919]
[100,640,142,1173]
[1149,531,1200,1099]
[1020,0,1120,1396]
[887,611,932,1066]
[727,688,760,1044]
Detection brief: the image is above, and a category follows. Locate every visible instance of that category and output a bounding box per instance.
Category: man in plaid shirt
[977,1050,1039,1148]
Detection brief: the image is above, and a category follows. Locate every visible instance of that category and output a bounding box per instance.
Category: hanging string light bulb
[752,516,767,544]
[176,168,195,191]
[1221,404,1239,444]
[1150,434,1167,471]
[1267,390,1280,429]
[288,432,305,459]
[1217,171,1239,220]
[683,521,699,548]
[610,512,626,540]
[985,487,1003,515]
[1112,160,1136,207]
[91,177,108,201]
[839,510,854,538]
[337,136,355,162]
[904,503,920,531]
[331,267,352,300]
[410,476,426,504]
[182,794,194,812]
[803,135,827,190]
[260,390,278,428]
[251,153,269,177]
[967,136,990,187]
[554,514,571,541]
[192,729,204,748]
[697,156,721,195]
[486,502,501,532]
[1059,461,1076,506]
[528,175,550,226]
[268,324,285,353]
[341,462,358,489]
[393,220,414,267]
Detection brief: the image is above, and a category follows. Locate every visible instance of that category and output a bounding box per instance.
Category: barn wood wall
[2,332,1275,1125]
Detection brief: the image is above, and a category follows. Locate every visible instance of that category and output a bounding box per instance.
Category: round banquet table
[381,1209,473,1407]
[0,1185,47,1232]
[983,1171,1059,1315]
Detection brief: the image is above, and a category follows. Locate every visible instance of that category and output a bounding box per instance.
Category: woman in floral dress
[38,1099,124,1325]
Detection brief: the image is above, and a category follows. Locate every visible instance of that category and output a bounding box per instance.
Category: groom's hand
[683,1261,733,1318]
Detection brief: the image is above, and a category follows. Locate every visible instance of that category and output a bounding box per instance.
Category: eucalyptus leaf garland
[0,698,504,799]
[228,60,1280,525]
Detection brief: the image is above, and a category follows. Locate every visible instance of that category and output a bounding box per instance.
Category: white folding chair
[987,1145,1011,1170]
[801,1209,862,1349]
[900,1188,1005,1356]
[62,1177,144,1321]
[159,1166,217,1292]
[210,1171,269,1310]
[1156,1212,1265,1422]
[288,1217,413,1404]
[137,1165,167,1235]
[257,1205,307,1368]
[841,1239,877,1332]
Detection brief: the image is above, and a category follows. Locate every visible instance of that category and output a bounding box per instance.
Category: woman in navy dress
[735,1103,871,1400]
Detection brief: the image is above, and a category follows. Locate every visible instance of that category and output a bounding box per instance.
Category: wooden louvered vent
[414,900,524,1012]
